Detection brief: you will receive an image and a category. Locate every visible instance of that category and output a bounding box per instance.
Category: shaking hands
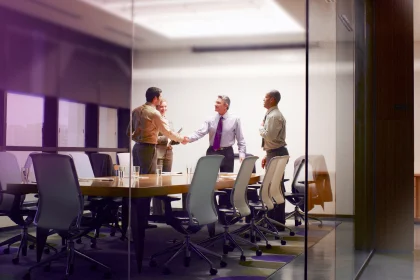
[181,136,190,145]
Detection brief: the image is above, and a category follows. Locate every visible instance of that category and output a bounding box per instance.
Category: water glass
[156,164,163,177]
[186,164,194,174]
[21,167,29,184]
[118,166,126,179]
[132,166,140,178]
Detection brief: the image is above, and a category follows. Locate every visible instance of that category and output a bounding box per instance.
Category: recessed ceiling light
[81,0,304,39]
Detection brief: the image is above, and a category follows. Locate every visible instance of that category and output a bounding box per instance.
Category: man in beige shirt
[129,87,187,174]
[259,89,289,230]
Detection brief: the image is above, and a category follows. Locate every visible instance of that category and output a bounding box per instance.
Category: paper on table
[79,177,114,181]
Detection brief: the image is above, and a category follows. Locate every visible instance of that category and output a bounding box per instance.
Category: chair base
[255,214,296,237]
[0,227,57,264]
[149,235,226,276]
[286,207,323,227]
[23,239,111,279]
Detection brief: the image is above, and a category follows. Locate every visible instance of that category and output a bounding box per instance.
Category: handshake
[171,136,190,145]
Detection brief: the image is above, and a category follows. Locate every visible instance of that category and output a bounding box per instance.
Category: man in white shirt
[186,95,246,172]
[260,90,289,230]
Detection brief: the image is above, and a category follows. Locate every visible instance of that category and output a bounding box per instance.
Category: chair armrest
[155,195,181,202]
[215,190,228,197]
[248,185,261,190]
[284,192,304,197]
[298,180,315,184]
[283,179,290,182]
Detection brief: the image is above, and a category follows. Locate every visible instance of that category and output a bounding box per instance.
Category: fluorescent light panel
[81,0,304,39]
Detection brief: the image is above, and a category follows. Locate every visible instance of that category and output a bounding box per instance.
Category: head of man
[157,99,168,116]
[215,95,230,115]
[263,90,281,109]
[145,87,162,106]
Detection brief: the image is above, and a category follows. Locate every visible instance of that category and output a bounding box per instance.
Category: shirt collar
[145,102,156,108]
[266,106,278,115]
[218,112,229,119]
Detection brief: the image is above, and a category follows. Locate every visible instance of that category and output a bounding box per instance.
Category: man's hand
[261,156,267,169]
[181,136,190,145]
[239,157,244,163]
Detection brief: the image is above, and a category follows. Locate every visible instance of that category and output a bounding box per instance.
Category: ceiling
[0,0,341,50]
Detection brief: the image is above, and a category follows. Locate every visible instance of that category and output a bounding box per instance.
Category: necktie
[261,115,267,148]
[213,116,223,150]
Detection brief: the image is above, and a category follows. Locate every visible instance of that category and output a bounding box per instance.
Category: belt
[266,146,287,153]
[211,146,232,151]
[135,142,156,146]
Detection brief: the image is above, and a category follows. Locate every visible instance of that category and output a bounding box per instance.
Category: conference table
[7,173,260,273]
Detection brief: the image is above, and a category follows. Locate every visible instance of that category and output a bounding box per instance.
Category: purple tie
[213,116,223,150]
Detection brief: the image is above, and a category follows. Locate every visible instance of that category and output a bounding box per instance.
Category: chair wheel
[44,248,50,254]
[266,244,272,249]
[104,271,112,279]
[12,257,19,265]
[256,250,262,256]
[184,257,191,267]
[210,268,218,275]
[149,259,157,268]
[290,231,295,236]
[23,273,31,280]
[240,255,246,262]
[3,248,10,254]
[29,244,35,250]
[220,261,227,268]
[163,267,171,275]
[76,239,82,244]
[281,240,286,245]
[44,264,51,272]
[90,264,97,271]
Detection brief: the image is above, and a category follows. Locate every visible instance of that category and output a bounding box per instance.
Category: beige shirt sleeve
[153,113,184,142]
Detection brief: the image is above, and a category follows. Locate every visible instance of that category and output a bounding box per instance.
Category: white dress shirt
[189,112,246,159]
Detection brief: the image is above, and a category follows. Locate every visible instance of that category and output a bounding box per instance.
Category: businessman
[186,95,246,172]
[260,89,288,230]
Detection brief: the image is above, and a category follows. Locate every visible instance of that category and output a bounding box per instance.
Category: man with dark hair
[129,87,187,174]
[260,89,288,230]
[186,95,246,172]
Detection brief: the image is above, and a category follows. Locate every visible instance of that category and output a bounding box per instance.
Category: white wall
[132,42,354,215]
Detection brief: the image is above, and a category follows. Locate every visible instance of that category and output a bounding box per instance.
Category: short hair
[268,90,281,105]
[145,87,162,102]
[217,95,231,110]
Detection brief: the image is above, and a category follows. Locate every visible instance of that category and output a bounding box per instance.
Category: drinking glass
[156,164,163,177]
[21,167,29,184]
[132,166,140,178]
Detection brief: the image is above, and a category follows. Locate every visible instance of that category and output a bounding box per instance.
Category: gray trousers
[133,143,157,174]
[266,146,289,230]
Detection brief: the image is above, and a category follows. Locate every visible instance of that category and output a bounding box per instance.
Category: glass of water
[118,166,126,179]
[156,164,163,177]
[21,167,30,184]
[132,166,140,178]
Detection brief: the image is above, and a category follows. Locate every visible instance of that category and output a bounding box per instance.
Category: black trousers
[266,146,289,230]
[205,146,234,172]
[133,143,157,174]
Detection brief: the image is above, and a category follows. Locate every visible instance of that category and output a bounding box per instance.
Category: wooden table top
[7,173,261,198]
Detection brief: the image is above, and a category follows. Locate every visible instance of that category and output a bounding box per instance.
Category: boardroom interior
[0,0,381,279]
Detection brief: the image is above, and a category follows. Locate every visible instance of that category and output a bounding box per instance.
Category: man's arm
[188,119,210,142]
[259,115,282,141]
[235,118,246,160]
[153,113,184,142]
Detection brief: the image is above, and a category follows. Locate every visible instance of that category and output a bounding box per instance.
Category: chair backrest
[269,155,290,205]
[0,152,24,212]
[60,152,95,178]
[31,153,84,231]
[187,155,224,226]
[231,156,258,217]
[90,153,114,177]
[233,153,257,173]
[117,153,131,167]
[259,156,282,211]
[291,157,305,193]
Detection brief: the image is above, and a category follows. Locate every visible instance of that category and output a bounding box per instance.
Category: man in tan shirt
[129,87,187,174]
[259,89,289,230]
